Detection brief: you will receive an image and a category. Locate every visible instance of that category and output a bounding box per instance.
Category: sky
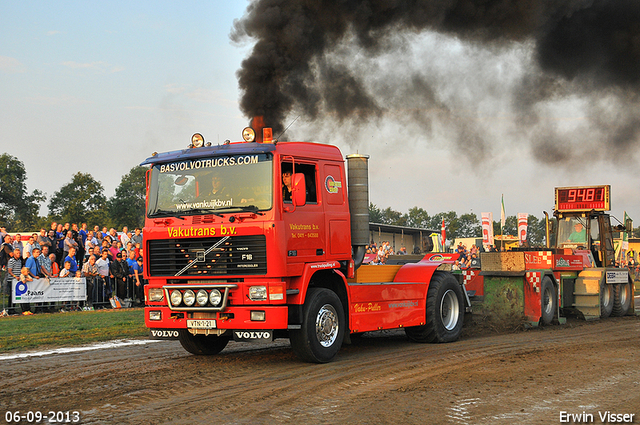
[1,1,638,226]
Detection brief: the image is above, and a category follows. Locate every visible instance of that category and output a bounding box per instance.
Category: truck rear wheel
[540,276,557,325]
[612,282,632,317]
[178,330,230,355]
[600,281,614,319]
[290,288,345,363]
[405,272,464,343]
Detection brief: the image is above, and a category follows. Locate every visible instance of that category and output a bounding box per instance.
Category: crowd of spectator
[365,241,408,265]
[0,222,145,314]
[451,243,481,270]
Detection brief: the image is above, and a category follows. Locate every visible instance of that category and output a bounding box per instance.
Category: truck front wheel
[178,330,230,355]
[290,288,345,363]
[405,272,464,343]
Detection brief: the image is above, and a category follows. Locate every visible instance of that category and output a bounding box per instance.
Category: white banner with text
[11,277,87,303]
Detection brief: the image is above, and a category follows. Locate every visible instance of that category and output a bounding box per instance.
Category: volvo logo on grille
[174,236,230,276]
[196,250,205,262]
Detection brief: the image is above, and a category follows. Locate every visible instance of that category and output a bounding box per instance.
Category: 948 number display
[5,411,80,423]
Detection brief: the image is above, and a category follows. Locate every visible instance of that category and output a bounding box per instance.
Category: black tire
[612,281,632,317]
[405,272,464,343]
[600,281,614,319]
[290,288,345,363]
[540,276,557,326]
[178,330,230,355]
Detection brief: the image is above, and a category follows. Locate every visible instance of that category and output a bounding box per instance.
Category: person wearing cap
[567,222,587,243]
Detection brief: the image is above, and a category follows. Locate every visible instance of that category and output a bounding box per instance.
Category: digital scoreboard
[555,185,610,212]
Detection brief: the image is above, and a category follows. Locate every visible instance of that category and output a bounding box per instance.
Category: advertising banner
[11,277,86,304]
[518,213,529,245]
[481,212,494,247]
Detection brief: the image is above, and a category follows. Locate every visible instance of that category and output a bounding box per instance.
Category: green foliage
[48,172,109,226]
[0,153,46,230]
[369,203,546,244]
[369,203,384,224]
[107,166,148,229]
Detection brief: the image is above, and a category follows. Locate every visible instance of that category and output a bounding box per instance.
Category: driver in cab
[567,222,587,243]
[207,175,230,200]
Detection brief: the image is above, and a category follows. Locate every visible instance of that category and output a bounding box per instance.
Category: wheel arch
[288,267,350,330]
[308,269,350,331]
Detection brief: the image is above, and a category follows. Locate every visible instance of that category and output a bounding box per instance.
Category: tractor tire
[178,330,230,355]
[612,281,632,317]
[405,272,464,343]
[600,281,614,319]
[290,288,345,363]
[540,276,557,326]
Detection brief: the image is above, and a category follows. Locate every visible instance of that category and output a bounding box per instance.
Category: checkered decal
[536,251,553,267]
[462,270,476,283]
[526,271,542,293]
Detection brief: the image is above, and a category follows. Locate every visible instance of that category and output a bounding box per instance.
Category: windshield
[557,217,588,248]
[147,154,272,217]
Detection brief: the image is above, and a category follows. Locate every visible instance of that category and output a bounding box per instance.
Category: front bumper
[145,305,289,330]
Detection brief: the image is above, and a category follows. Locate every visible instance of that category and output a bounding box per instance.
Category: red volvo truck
[141,125,470,362]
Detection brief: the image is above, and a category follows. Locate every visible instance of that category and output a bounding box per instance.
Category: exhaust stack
[346,154,370,270]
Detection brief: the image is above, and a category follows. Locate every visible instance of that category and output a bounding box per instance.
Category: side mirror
[292,173,306,207]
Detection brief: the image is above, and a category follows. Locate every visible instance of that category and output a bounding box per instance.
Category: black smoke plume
[232,0,640,163]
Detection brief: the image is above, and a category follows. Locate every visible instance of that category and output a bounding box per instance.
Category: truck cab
[141,126,466,362]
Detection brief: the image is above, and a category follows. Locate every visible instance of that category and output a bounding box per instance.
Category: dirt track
[1,312,639,425]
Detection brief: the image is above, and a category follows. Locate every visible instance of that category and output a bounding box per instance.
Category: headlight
[183,289,196,306]
[196,289,209,306]
[209,289,222,306]
[170,290,183,306]
[148,288,164,302]
[242,127,256,142]
[191,133,204,148]
[248,286,267,301]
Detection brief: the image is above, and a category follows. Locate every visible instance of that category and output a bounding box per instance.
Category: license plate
[187,319,217,329]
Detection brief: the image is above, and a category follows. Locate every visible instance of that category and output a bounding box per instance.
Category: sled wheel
[612,281,632,317]
[600,281,614,319]
[178,330,230,355]
[540,276,557,325]
[290,288,345,363]
[405,272,464,343]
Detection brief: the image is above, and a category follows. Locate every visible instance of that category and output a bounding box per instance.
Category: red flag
[441,218,446,245]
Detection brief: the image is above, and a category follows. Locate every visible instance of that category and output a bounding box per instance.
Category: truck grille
[148,235,267,276]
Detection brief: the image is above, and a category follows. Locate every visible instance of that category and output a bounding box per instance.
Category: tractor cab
[548,185,629,267]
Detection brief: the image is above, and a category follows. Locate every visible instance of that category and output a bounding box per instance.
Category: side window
[281,162,317,204]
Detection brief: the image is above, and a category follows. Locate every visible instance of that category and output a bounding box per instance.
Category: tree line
[0,153,146,231]
[369,204,548,246]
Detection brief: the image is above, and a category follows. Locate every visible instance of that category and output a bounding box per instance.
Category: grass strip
[0,308,148,353]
